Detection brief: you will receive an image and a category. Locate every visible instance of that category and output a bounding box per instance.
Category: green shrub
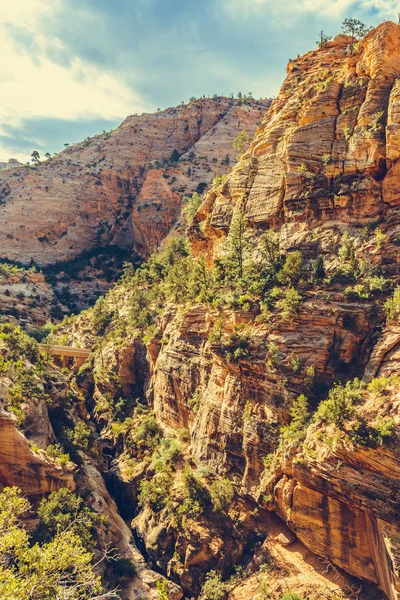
[210,478,234,512]
[322,153,332,166]
[281,394,310,444]
[67,421,91,451]
[110,556,136,578]
[344,284,370,301]
[375,229,386,250]
[132,415,163,450]
[138,470,173,512]
[276,287,302,321]
[367,377,389,395]
[200,571,227,600]
[338,231,354,263]
[384,287,400,322]
[278,251,303,285]
[314,379,364,427]
[350,416,396,448]
[0,487,105,600]
[182,193,203,226]
[35,488,103,549]
[45,444,71,467]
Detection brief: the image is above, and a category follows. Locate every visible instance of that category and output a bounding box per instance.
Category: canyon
[0,97,268,311]
[0,20,400,600]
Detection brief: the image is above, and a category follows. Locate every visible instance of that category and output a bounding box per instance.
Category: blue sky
[0,0,394,162]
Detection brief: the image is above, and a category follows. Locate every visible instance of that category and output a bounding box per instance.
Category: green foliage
[276,287,302,321]
[178,465,209,519]
[233,130,250,156]
[156,579,169,600]
[278,251,303,285]
[28,322,54,343]
[170,149,180,162]
[210,478,234,512]
[341,18,372,43]
[282,394,310,444]
[0,487,108,600]
[375,229,386,250]
[260,229,280,267]
[338,231,355,264]
[110,556,136,579]
[66,421,91,451]
[91,296,113,334]
[224,205,250,282]
[138,469,173,512]
[344,284,370,301]
[350,416,396,448]
[316,30,332,48]
[182,193,203,226]
[45,444,72,467]
[151,436,183,473]
[384,287,400,322]
[132,414,163,450]
[321,153,332,165]
[200,570,227,600]
[367,377,389,395]
[311,256,325,282]
[314,379,365,427]
[35,488,104,550]
[188,386,203,413]
[280,594,305,600]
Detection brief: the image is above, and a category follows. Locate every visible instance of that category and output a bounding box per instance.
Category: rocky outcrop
[0,158,22,171]
[0,98,267,269]
[0,266,64,327]
[0,410,74,498]
[191,22,400,268]
[270,384,400,600]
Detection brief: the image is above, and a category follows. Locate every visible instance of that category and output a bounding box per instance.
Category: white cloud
[0,0,148,161]
[223,0,396,19]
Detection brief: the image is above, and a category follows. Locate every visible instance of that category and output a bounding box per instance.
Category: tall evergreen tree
[224,204,250,281]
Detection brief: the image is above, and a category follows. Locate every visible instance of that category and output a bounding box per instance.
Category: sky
[0,0,395,162]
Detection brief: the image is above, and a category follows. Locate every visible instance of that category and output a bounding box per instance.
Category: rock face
[0,158,22,171]
[0,266,64,327]
[145,22,400,599]
[0,411,75,498]
[191,22,400,269]
[0,98,267,269]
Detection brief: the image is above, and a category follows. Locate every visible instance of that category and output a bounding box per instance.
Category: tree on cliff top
[341,18,373,52]
[31,150,40,165]
[316,30,332,48]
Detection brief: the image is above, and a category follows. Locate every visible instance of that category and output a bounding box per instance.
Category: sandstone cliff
[0,98,268,310]
[2,20,400,600]
[51,22,400,600]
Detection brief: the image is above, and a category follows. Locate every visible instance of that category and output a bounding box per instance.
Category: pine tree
[224,205,250,281]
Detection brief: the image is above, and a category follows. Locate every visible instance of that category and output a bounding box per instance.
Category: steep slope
[0,97,268,310]
[2,21,400,600]
[0,263,65,328]
[190,23,400,259]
